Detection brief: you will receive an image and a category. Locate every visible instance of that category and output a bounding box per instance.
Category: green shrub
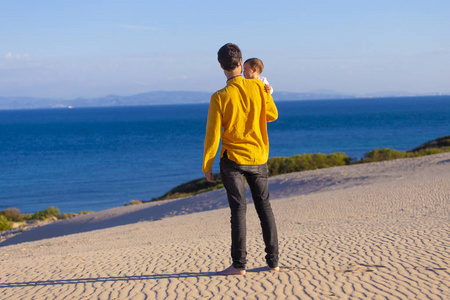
[31,206,61,220]
[268,152,350,176]
[152,173,223,201]
[0,207,24,222]
[78,211,94,215]
[361,146,450,163]
[0,215,13,231]
[415,148,448,155]
[149,136,450,203]
[58,213,78,220]
[362,148,408,162]
[411,135,450,152]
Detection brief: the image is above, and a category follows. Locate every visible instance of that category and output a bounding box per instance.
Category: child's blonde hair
[244,58,264,74]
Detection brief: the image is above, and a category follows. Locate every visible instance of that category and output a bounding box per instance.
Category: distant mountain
[68,91,212,107]
[273,90,436,101]
[0,90,447,110]
[362,91,423,98]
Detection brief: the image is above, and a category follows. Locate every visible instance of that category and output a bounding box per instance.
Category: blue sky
[1,0,449,99]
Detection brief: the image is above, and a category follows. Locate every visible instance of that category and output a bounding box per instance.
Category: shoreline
[3,135,448,218]
[0,153,449,298]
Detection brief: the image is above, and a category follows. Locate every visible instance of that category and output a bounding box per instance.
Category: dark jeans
[220,153,279,270]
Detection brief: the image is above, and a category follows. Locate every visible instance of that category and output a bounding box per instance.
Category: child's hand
[264,84,272,93]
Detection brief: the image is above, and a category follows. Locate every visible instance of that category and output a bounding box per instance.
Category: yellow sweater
[202,76,278,172]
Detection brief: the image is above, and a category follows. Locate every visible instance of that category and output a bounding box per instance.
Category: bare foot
[216,265,246,276]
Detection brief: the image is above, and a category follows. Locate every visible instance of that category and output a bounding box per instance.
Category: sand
[0,153,449,299]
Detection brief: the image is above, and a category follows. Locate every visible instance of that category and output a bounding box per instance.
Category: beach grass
[148,135,450,202]
[0,206,93,232]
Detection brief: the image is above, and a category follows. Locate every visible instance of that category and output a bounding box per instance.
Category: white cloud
[4,52,30,60]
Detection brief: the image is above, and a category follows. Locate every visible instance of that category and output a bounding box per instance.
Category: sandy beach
[1,153,449,299]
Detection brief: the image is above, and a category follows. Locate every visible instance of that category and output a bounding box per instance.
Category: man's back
[202,76,278,172]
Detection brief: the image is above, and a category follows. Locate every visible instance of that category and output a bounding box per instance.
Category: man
[202,43,279,275]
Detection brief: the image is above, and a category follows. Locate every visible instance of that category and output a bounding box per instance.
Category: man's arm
[202,94,222,175]
[265,93,278,122]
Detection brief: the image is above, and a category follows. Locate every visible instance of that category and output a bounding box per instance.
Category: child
[243,58,273,94]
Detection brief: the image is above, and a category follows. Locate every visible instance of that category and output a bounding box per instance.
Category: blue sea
[0,96,449,214]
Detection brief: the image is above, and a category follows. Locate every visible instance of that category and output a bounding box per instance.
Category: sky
[1,0,449,99]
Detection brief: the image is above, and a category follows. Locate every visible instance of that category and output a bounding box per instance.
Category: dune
[0,153,449,299]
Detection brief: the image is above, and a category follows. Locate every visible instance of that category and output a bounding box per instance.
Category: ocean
[0,96,449,214]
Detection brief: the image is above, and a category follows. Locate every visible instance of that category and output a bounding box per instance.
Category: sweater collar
[226,75,242,82]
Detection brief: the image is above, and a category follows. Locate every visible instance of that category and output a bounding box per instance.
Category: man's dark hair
[217,43,242,71]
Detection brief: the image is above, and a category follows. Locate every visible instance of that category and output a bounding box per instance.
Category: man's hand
[204,169,216,183]
[264,84,272,93]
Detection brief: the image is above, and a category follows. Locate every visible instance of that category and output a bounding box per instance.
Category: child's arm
[260,76,274,94]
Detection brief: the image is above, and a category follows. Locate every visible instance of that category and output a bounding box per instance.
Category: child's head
[243,58,264,79]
